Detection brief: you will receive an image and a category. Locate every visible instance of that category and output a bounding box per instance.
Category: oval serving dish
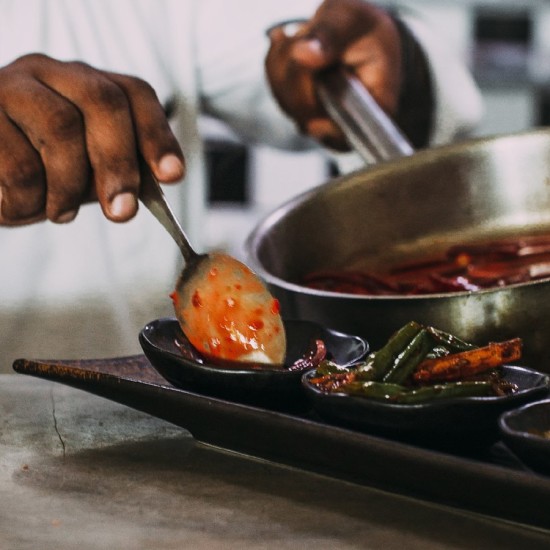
[302,366,550,443]
[139,317,368,411]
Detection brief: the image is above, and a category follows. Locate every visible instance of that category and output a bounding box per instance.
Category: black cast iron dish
[303,366,550,445]
[139,317,368,410]
[499,399,550,474]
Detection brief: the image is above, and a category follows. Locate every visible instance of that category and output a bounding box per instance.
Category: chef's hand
[0,54,185,226]
[266,0,406,152]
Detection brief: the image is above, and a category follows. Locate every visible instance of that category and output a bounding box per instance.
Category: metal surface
[11,355,550,531]
[316,66,414,163]
[246,129,550,371]
[11,375,550,550]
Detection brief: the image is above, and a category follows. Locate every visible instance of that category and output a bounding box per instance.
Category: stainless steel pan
[246,70,550,370]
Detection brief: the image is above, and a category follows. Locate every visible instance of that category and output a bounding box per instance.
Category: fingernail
[158,154,185,180]
[56,209,78,224]
[292,38,326,65]
[110,192,137,219]
[302,38,323,54]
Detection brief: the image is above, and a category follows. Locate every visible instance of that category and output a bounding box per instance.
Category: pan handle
[316,66,414,164]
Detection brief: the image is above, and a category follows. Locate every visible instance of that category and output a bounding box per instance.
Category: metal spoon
[139,165,286,365]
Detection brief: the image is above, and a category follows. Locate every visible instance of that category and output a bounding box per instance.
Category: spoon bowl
[139,166,286,364]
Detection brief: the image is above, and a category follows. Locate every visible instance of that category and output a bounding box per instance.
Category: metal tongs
[268,19,414,164]
[316,66,414,163]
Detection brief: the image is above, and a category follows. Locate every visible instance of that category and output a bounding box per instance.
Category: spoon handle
[139,161,199,264]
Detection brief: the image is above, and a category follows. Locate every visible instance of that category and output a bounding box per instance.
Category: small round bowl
[139,317,368,411]
[303,366,550,446]
[499,399,550,474]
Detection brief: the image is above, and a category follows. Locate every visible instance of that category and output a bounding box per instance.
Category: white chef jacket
[0,0,482,371]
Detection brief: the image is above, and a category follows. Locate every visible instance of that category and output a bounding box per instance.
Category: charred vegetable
[412,338,522,383]
[308,322,522,403]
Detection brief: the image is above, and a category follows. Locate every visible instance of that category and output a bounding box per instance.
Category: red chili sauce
[302,235,550,295]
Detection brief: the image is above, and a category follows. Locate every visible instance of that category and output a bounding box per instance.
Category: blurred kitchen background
[202,0,550,259]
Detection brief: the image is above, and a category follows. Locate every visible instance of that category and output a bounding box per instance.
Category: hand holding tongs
[267,19,414,164]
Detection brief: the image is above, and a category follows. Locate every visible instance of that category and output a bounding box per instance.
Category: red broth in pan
[302,235,550,295]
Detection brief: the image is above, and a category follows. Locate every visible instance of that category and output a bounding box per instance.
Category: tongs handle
[316,66,414,164]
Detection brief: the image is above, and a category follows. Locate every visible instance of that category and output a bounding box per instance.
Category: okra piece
[370,321,423,381]
[382,328,435,384]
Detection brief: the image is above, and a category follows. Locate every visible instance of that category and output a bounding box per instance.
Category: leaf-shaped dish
[302,366,550,443]
[139,318,368,411]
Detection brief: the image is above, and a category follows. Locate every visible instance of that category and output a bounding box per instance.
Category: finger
[0,71,89,223]
[106,72,185,184]
[299,0,381,63]
[29,59,147,222]
[296,0,402,115]
[266,26,298,91]
[290,37,329,70]
[0,110,48,224]
[346,33,402,115]
[304,118,349,151]
[266,26,322,124]
[0,186,46,226]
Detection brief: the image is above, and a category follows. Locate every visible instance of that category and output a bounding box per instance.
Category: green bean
[343,381,405,400]
[314,322,506,405]
[315,357,377,380]
[316,359,347,376]
[341,380,493,403]
[370,321,423,380]
[392,381,493,403]
[382,328,435,384]
[426,326,476,353]
[350,354,378,381]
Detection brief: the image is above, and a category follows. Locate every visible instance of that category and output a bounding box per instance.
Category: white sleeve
[195,0,321,150]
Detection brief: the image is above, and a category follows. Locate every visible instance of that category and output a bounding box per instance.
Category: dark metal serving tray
[12,354,550,531]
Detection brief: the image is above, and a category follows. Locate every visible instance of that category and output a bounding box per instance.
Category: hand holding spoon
[139,166,286,365]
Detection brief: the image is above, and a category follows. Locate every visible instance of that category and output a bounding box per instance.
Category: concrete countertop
[2,374,550,550]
